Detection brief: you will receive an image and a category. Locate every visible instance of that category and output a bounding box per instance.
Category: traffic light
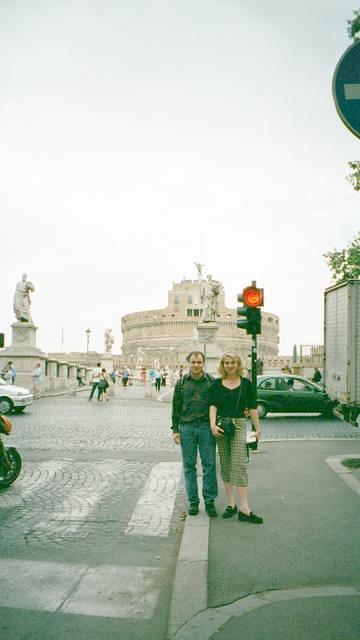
[237,285,263,336]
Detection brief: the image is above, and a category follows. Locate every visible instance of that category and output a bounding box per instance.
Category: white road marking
[125,461,182,537]
[0,559,164,619]
[344,83,360,100]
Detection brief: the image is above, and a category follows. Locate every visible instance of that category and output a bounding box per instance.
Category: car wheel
[14,407,25,414]
[0,397,14,415]
[257,403,267,418]
[321,408,334,419]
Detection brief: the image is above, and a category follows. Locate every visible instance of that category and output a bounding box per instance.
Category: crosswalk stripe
[125,461,182,537]
[0,559,164,619]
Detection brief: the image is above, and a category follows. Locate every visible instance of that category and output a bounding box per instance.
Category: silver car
[0,378,33,414]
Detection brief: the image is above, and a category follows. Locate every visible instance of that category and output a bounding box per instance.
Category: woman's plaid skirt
[216,417,248,486]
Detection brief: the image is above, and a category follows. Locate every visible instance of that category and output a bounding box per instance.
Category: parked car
[0,378,33,414]
[256,374,336,418]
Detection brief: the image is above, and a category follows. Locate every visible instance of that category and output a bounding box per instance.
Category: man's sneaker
[222,505,238,519]
[205,502,218,517]
[188,503,199,516]
[238,510,263,524]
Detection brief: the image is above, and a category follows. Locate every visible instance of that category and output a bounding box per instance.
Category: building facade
[121,277,279,367]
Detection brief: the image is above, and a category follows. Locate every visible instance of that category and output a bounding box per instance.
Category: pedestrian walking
[209,352,263,524]
[149,367,156,386]
[2,365,12,384]
[7,361,16,385]
[161,368,168,387]
[172,351,218,517]
[140,367,147,385]
[110,367,117,384]
[121,367,130,387]
[32,363,43,399]
[312,367,322,384]
[98,368,110,402]
[89,362,102,400]
[154,369,162,391]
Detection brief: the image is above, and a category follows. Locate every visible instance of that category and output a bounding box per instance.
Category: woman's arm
[248,408,261,440]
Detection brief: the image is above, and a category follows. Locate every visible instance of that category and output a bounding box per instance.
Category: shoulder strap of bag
[234,378,244,415]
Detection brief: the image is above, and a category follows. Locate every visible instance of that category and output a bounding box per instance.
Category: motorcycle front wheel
[0,447,22,488]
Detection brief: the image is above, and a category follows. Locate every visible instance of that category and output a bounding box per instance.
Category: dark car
[256,374,335,418]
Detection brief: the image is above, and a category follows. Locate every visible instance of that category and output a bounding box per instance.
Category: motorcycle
[0,414,22,488]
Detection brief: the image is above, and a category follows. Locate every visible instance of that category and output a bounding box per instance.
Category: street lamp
[85,328,91,356]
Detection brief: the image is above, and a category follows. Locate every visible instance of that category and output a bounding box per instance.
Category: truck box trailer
[324,279,360,425]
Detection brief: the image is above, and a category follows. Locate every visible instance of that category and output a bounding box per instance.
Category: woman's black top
[209,377,256,417]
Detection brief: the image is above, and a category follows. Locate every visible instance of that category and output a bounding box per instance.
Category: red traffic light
[242,286,263,307]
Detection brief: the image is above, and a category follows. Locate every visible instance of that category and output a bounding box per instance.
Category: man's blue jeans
[179,421,218,505]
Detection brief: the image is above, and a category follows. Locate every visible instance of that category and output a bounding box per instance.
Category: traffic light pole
[251,335,257,438]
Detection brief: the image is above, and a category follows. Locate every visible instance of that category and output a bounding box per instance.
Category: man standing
[8,361,16,385]
[89,362,102,400]
[32,363,43,399]
[172,351,218,517]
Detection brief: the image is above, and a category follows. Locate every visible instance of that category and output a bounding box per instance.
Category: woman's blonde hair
[217,352,244,377]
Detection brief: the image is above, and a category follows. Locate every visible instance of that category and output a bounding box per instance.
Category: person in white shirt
[89,362,102,400]
[32,363,43,399]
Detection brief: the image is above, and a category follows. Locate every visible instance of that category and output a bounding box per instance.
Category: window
[194,309,200,317]
[259,378,276,390]
[188,295,193,304]
[187,309,192,317]
[291,379,314,392]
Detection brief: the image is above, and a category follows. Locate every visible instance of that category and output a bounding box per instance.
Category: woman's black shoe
[238,510,263,524]
[222,505,238,519]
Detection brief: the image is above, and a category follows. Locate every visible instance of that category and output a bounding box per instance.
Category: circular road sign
[333,40,360,139]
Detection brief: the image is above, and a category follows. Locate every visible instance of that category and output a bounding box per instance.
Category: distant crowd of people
[86,363,189,403]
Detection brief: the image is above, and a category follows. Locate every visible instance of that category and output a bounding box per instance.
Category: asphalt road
[0,385,358,640]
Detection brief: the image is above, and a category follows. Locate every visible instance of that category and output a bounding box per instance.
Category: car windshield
[0,379,6,386]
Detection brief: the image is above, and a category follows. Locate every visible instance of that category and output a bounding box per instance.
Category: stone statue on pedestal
[13,274,35,323]
[136,346,146,367]
[104,329,114,353]
[201,274,223,322]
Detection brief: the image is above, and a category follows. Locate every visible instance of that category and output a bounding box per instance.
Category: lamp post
[85,328,91,361]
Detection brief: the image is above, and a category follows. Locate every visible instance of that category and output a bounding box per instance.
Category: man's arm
[171,379,182,434]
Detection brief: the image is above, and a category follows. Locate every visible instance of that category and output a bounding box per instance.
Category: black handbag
[216,382,244,438]
[216,415,235,438]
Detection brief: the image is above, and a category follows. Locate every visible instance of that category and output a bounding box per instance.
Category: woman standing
[209,352,263,524]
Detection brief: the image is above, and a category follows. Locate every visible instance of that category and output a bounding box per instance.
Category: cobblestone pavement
[0,385,359,640]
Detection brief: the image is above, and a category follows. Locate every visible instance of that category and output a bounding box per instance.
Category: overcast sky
[1,0,359,357]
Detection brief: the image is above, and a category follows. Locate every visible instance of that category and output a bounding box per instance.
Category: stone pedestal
[0,322,45,390]
[9,323,43,354]
[196,322,222,376]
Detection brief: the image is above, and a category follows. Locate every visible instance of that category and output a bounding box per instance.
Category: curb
[326,453,360,497]
[167,480,209,639]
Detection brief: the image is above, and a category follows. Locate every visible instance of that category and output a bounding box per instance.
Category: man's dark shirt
[171,373,213,433]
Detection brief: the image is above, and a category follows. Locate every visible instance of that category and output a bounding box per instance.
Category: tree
[324,232,360,283]
[347,161,360,191]
[347,10,360,40]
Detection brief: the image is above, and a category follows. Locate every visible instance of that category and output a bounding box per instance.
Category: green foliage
[324,232,360,283]
[347,161,360,191]
[347,10,360,40]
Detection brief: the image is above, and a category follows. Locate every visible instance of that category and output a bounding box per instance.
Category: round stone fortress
[121,276,279,367]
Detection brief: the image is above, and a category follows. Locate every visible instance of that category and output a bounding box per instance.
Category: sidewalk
[168,440,360,640]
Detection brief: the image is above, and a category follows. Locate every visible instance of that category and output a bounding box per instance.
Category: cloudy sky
[1,0,358,357]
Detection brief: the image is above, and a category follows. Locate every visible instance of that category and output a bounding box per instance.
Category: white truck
[324,279,360,426]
